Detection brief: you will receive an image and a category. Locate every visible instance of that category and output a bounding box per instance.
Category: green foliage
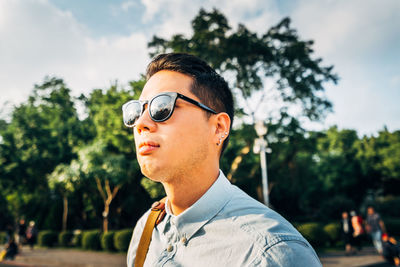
[58,231,73,247]
[82,230,101,250]
[316,195,355,221]
[0,193,13,229]
[140,178,165,200]
[101,231,116,251]
[114,229,133,252]
[0,77,94,230]
[85,84,136,153]
[356,129,400,195]
[376,196,400,218]
[38,230,58,247]
[323,223,341,245]
[296,223,328,248]
[149,8,337,123]
[0,232,6,244]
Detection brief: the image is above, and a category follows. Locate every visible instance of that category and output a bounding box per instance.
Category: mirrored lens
[150,95,174,121]
[123,101,142,126]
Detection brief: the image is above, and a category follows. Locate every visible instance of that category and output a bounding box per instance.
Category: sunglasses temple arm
[178,94,217,114]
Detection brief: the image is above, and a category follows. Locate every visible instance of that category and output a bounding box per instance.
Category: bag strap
[135,197,167,267]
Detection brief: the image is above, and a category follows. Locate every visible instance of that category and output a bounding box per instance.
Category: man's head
[367,206,375,215]
[342,211,348,219]
[129,53,233,181]
[146,53,234,152]
[382,233,388,242]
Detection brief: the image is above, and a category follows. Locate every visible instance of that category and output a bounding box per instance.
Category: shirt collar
[159,170,232,242]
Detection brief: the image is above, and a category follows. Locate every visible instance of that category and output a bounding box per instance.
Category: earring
[217,138,222,146]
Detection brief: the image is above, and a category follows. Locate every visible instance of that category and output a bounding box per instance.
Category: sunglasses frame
[122,92,217,127]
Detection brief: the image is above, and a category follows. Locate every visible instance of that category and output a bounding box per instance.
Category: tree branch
[95,177,106,201]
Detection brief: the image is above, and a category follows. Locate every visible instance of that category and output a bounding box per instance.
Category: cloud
[291,0,400,61]
[121,1,136,12]
[289,0,400,134]
[137,0,400,134]
[140,0,281,38]
[1,0,399,135]
[0,0,149,106]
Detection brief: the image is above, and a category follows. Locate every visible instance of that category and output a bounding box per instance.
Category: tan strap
[135,197,166,267]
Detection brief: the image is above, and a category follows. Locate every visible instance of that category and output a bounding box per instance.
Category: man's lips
[138,141,160,155]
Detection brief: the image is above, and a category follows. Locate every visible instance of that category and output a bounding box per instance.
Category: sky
[0,0,399,136]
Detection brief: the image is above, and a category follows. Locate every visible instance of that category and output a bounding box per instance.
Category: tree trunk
[103,202,109,233]
[95,177,121,233]
[62,195,68,231]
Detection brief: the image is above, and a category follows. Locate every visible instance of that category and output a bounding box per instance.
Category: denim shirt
[127,171,321,266]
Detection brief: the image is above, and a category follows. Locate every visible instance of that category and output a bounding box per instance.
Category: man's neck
[162,167,220,215]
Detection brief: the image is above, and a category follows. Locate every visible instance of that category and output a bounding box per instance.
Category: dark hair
[146,53,234,154]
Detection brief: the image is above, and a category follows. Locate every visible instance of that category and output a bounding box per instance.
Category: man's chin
[140,163,164,181]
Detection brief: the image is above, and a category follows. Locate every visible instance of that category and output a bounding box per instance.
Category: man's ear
[212,112,231,145]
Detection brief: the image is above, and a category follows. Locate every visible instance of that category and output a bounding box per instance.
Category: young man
[366,206,386,254]
[124,53,321,266]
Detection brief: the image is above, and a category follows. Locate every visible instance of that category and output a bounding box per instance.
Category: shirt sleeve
[260,240,322,267]
[126,210,150,267]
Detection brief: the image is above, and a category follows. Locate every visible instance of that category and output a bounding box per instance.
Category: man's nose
[134,108,156,134]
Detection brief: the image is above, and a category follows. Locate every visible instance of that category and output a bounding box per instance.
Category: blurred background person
[350,210,365,251]
[382,233,400,266]
[16,218,26,248]
[26,221,37,250]
[366,206,386,254]
[3,237,18,261]
[341,211,355,255]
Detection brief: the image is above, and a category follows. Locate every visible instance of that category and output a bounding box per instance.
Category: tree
[0,77,92,227]
[80,81,145,231]
[78,141,134,232]
[356,128,400,196]
[48,161,81,231]
[148,8,337,124]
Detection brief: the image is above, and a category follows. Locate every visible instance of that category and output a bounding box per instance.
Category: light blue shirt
[127,171,321,266]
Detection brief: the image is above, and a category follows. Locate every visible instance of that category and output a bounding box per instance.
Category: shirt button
[167,244,173,252]
[181,237,187,245]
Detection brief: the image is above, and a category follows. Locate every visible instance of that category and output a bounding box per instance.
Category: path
[320,247,391,267]
[0,246,125,267]
[0,245,393,267]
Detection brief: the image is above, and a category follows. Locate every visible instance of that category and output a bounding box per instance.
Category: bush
[38,230,58,247]
[101,231,116,251]
[384,217,400,237]
[82,230,101,250]
[296,222,328,248]
[323,222,341,245]
[72,230,82,247]
[58,231,73,247]
[0,232,6,244]
[114,229,133,252]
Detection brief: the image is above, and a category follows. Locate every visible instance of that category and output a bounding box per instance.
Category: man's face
[133,70,214,182]
[367,207,374,215]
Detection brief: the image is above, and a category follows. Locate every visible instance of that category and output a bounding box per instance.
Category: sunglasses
[122,92,217,127]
